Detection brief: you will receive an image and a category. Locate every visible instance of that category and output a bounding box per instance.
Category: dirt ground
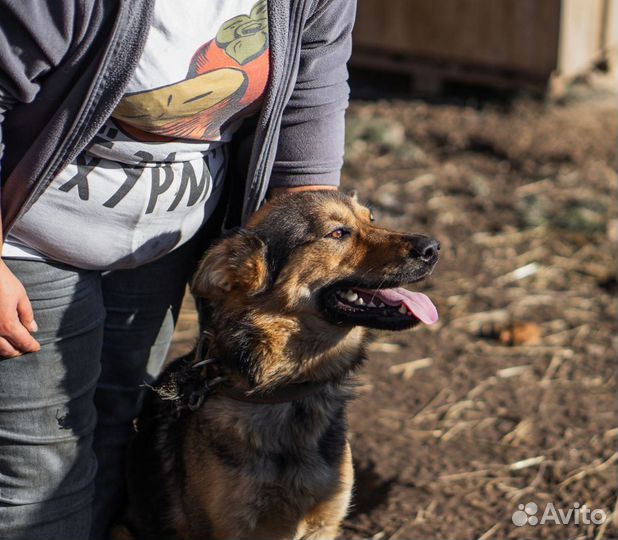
[169,78,617,540]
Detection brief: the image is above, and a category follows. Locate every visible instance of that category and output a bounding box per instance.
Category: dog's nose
[410,237,440,262]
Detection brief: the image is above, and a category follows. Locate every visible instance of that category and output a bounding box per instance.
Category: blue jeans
[0,240,198,540]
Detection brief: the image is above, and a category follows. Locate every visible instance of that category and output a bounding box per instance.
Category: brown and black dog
[121,190,439,540]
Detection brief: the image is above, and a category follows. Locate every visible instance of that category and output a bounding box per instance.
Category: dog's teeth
[355,297,365,306]
[368,300,376,308]
[345,290,358,302]
[378,302,386,308]
[398,304,407,315]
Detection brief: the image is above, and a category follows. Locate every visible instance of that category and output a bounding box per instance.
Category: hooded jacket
[0,0,355,237]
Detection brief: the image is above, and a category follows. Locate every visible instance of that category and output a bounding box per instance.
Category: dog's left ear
[191,231,269,298]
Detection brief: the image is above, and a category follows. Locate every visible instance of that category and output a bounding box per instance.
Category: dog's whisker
[368,276,388,304]
[358,266,376,280]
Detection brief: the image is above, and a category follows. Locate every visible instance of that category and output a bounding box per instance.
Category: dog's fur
[120,191,439,540]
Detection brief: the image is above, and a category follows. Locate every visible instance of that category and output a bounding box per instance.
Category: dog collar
[164,337,330,411]
[218,380,329,405]
[189,356,329,406]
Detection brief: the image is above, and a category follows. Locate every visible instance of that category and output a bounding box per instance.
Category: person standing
[0,0,355,538]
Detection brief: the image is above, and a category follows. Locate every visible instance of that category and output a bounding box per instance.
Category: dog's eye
[369,210,375,222]
[325,228,351,240]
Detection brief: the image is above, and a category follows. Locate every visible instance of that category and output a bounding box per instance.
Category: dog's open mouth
[320,283,439,330]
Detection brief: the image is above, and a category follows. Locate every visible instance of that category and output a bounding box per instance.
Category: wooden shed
[351,0,617,94]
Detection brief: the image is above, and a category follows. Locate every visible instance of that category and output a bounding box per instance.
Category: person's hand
[0,260,40,357]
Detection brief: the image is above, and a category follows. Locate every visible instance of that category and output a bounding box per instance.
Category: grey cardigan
[0,0,355,235]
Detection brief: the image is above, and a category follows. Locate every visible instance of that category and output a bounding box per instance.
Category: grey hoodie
[0,0,355,236]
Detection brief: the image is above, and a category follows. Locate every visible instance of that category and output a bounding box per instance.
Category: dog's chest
[201,397,346,501]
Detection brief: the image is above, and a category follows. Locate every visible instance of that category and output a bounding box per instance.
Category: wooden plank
[353,0,562,76]
[602,0,617,50]
[557,0,605,76]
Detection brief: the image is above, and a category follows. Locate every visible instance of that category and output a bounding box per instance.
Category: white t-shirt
[3,0,269,269]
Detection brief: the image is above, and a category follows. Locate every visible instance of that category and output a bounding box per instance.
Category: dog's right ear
[191,231,269,298]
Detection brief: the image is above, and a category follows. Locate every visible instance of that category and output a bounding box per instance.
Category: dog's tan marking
[299,441,354,539]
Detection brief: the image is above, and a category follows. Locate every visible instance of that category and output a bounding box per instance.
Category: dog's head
[192,191,439,387]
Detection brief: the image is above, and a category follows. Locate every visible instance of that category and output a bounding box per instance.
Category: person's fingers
[2,321,40,353]
[0,336,22,358]
[16,296,38,333]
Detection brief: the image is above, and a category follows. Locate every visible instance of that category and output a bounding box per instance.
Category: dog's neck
[198,378,352,461]
[205,310,369,395]
[192,312,367,458]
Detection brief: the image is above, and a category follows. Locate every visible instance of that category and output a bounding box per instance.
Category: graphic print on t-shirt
[113,0,269,141]
[3,0,270,270]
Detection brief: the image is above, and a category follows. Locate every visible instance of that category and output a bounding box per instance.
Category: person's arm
[0,86,40,357]
[268,0,355,192]
[0,1,76,357]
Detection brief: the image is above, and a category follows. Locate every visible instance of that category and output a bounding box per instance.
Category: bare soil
[169,83,617,540]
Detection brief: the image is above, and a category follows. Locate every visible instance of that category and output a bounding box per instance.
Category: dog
[120,190,439,539]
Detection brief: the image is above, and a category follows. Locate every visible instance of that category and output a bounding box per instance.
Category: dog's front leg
[297,442,354,540]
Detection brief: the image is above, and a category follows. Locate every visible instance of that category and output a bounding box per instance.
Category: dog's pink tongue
[374,287,439,325]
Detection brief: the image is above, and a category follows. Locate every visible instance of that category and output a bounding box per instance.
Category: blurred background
[170,2,618,539]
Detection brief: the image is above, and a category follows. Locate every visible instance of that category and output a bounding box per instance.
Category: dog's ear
[191,231,269,298]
